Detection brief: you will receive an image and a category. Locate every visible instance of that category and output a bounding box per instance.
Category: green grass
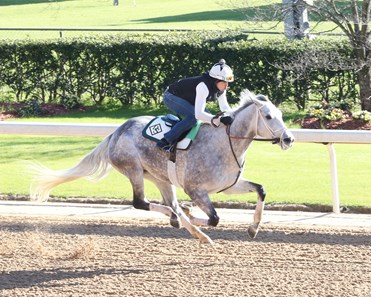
[0,0,341,40]
[0,0,258,31]
[1,131,370,207]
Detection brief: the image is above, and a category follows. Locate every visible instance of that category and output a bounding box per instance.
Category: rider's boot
[156,138,173,151]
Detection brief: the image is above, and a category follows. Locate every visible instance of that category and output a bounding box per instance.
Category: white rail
[289,128,371,144]
[0,122,119,137]
[1,122,370,213]
[290,129,371,213]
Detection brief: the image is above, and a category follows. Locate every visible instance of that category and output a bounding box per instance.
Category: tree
[226,0,370,111]
[296,0,371,111]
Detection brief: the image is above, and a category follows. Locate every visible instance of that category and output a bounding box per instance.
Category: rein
[225,123,280,184]
[218,105,284,193]
[217,125,245,193]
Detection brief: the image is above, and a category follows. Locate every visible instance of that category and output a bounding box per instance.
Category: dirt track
[0,215,370,297]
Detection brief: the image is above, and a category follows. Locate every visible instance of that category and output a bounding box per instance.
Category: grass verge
[1,134,370,208]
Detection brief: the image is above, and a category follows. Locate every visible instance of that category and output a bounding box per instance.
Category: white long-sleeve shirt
[194,82,232,124]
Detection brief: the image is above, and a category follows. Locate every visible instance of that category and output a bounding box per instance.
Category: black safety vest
[167,73,220,105]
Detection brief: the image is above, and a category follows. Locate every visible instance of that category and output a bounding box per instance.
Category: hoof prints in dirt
[0,216,370,297]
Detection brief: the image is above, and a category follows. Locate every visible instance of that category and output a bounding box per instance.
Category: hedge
[0,32,358,110]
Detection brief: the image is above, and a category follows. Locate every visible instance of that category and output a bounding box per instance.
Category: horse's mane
[231,89,270,116]
[238,89,255,106]
[231,89,256,114]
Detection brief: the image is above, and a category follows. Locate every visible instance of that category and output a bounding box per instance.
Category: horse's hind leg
[148,177,213,244]
[112,163,174,219]
[223,178,266,239]
[146,176,181,228]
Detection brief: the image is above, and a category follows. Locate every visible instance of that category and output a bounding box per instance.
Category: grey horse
[31,89,294,244]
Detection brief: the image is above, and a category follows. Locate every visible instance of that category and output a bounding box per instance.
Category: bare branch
[312,25,341,35]
[223,0,371,110]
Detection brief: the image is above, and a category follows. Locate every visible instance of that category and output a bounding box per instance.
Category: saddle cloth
[142,114,201,150]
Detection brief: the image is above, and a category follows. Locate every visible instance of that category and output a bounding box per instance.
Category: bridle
[227,102,286,144]
[218,102,287,193]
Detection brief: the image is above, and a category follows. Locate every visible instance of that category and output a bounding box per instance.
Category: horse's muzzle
[281,130,295,150]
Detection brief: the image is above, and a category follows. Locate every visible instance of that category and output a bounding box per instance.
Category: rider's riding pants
[163,89,197,144]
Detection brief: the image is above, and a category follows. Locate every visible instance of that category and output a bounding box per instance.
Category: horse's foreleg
[178,211,214,245]
[147,177,213,245]
[186,189,220,227]
[169,203,214,245]
[223,178,266,239]
[180,204,211,227]
[168,197,214,245]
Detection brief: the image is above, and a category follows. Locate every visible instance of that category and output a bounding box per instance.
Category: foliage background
[0,33,358,111]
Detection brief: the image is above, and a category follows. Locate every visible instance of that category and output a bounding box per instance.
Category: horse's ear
[256,94,269,102]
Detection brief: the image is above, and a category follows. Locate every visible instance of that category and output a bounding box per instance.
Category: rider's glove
[220,116,234,125]
[211,113,234,127]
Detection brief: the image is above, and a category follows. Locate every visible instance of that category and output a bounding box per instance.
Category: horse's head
[239,90,294,150]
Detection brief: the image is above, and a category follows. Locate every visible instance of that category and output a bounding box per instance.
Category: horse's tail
[30,135,113,202]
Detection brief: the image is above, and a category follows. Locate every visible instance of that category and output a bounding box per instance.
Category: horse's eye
[266,114,272,120]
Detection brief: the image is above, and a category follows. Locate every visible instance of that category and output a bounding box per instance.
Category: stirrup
[156,139,174,152]
[161,145,175,153]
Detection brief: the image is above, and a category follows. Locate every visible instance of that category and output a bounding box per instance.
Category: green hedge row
[0,32,358,110]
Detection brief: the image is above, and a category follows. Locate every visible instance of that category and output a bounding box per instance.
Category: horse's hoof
[180,203,192,217]
[170,213,181,229]
[170,219,180,229]
[198,235,214,245]
[247,224,259,239]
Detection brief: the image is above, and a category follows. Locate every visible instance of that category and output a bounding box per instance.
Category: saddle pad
[142,117,170,142]
[142,116,201,150]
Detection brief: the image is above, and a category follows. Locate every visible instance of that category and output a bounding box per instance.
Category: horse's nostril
[283,137,294,144]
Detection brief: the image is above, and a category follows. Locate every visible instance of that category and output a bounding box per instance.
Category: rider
[157,59,235,151]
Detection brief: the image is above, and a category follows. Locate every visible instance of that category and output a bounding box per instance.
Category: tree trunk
[357,64,371,111]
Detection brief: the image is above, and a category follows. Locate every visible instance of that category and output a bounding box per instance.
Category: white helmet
[209,59,234,82]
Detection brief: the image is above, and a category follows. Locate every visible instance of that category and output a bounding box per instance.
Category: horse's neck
[229,104,257,156]
[234,103,257,136]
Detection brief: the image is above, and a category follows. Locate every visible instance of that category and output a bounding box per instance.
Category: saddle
[142,114,201,150]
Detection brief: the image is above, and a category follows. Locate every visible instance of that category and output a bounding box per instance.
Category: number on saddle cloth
[142,114,201,150]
